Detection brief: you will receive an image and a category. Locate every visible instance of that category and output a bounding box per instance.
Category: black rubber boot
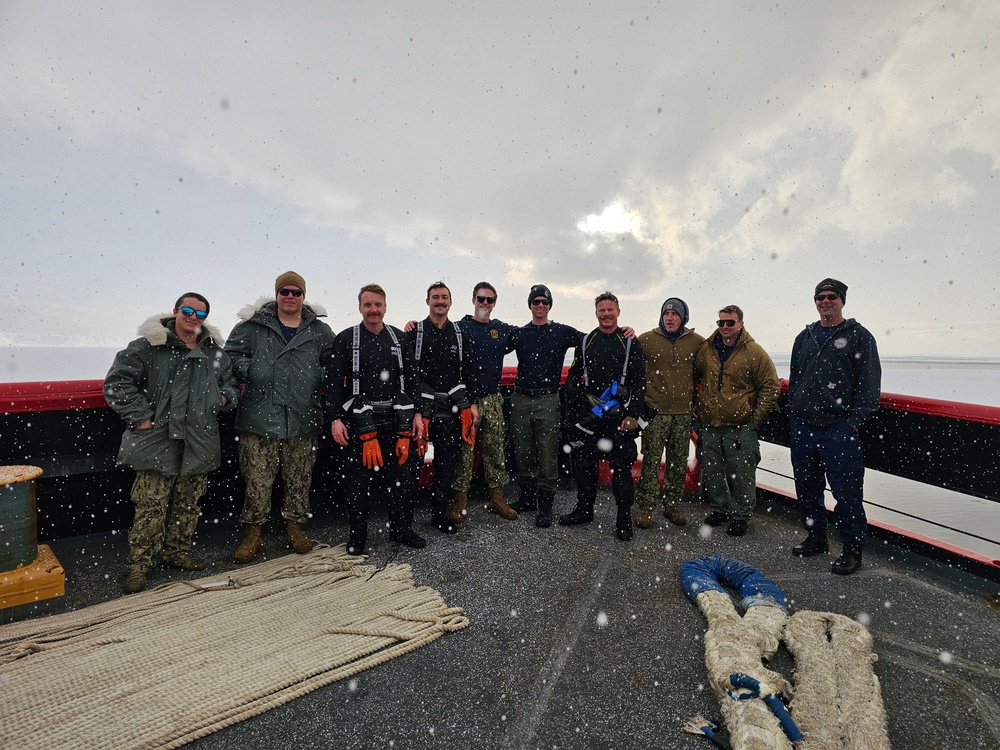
[831,546,863,575]
[615,507,634,541]
[792,532,829,557]
[535,490,554,528]
[431,505,459,535]
[347,512,368,556]
[510,485,537,513]
[559,501,594,526]
[389,526,427,548]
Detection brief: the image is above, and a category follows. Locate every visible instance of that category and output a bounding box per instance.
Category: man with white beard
[446,282,521,522]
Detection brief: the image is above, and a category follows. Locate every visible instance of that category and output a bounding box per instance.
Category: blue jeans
[789,418,867,547]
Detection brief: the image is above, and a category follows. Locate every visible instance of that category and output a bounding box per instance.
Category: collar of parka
[137,313,224,348]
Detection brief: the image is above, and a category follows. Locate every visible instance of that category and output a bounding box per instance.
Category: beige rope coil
[694,589,794,750]
[0,545,469,750]
[690,583,891,750]
[784,611,891,750]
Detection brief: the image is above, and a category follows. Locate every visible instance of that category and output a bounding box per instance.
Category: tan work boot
[635,508,653,529]
[162,552,206,571]
[234,523,264,563]
[663,505,688,526]
[123,567,147,594]
[448,490,469,524]
[486,487,518,520]
[286,520,315,554]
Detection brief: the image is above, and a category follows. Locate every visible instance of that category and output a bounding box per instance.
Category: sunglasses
[531,298,551,306]
[716,319,738,328]
[814,293,840,302]
[179,306,208,320]
[278,288,303,297]
[476,295,497,304]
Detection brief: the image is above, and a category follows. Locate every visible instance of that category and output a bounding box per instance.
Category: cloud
[1,0,998,358]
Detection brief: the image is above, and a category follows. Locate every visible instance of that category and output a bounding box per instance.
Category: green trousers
[698,422,760,520]
[510,392,561,493]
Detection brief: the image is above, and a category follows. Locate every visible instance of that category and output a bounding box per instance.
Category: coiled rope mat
[0,545,469,749]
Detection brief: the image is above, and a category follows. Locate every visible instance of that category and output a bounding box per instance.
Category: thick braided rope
[784,611,891,750]
[0,545,469,750]
[695,589,793,750]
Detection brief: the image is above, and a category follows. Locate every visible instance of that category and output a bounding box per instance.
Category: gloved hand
[360,432,383,470]
[415,434,429,457]
[460,407,476,445]
[396,430,411,465]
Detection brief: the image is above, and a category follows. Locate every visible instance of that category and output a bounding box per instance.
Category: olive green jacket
[104,315,239,477]
[638,327,706,416]
[694,329,780,428]
[224,298,334,439]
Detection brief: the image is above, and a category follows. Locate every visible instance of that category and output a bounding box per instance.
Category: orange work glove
[460,407,476,445]
[360,432,383,470]
[395,430,411,465]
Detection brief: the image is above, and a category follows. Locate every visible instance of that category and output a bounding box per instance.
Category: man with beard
[446,282,520,523]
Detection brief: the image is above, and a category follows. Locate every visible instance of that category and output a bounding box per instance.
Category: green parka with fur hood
[104,314,239,477]
[224,298,334,439]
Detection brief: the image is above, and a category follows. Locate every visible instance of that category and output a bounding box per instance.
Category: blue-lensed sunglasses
[179,306,209,320]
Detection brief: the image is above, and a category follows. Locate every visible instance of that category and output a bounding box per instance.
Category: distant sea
[5,346,1000,407]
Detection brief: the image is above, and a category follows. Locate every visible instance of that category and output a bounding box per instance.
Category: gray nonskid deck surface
[39,490,1000,750]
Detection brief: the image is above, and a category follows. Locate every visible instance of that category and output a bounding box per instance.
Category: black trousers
[572,426,638,509]
[345,416,417,531]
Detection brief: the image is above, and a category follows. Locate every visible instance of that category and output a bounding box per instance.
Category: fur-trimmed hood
[137,313,224,347]
[235,296,328,322]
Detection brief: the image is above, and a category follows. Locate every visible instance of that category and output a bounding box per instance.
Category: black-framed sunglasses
[476,295,497,304]
[814,293,840,302]
[179,306,208,320]
[278,288,303,297]
[531,298,551,306]
[716,319,738,328]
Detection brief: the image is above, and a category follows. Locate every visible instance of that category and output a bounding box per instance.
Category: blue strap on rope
[726,673,804,743]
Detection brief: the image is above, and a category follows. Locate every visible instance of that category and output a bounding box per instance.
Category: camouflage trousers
[635,413,692,512]
[452,392,510,492]
[238,433,317,525]
[127,470,208,570]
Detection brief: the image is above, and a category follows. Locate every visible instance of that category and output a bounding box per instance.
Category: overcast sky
[2,1,998,372]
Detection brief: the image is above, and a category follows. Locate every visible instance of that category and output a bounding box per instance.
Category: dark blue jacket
[787,318,881,428]
[458,315,518,397]
[514,321,581,391]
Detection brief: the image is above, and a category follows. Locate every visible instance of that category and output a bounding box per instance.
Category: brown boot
[234,523,263,563]
[663,506,688,526]
[635,508,653,529]
[162,552,207,571]
[286,521,315,554]
[123,566,147,594]
[448,490,469,524]
[486,487,518,520]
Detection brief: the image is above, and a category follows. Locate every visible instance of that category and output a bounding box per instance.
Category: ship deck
[31,485,1000,750]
